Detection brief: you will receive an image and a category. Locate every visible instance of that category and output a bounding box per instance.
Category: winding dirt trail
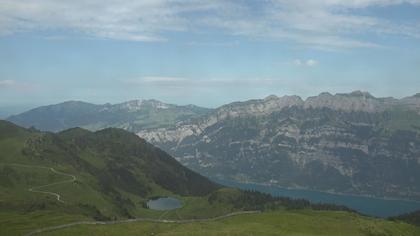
[1,163,261,235]
[25,211,261,236]
[0,163,76,203]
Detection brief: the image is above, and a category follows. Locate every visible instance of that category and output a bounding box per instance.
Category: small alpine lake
[214,179,420,218]
[147,197,182,211]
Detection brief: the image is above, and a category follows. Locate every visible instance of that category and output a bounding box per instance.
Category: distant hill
[7,99,212,132]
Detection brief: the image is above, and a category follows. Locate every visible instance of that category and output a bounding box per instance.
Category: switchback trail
[0,163,76,203]
[25,211,261,236]
[1,163,260,235]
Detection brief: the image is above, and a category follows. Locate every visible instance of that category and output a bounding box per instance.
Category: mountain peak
[347,90,375,98]
[304,91,381,112]
[61,100,90,104]
[318,92,333,97]
[264,94,279,101]
[118,99,145,112]
[118,99,172,111]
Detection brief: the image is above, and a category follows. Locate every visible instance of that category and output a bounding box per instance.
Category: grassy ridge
[0,119,219,212]
[0,120,249,235]
[0,210,89,236]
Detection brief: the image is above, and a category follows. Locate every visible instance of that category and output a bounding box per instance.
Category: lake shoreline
[213,178,420,218]
[147,197,182,211]
[215,179,420,204]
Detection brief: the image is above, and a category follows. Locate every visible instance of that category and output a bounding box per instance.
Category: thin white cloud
[0,80,37,91]
[140,76,188,82]
[293,59,303,66]
[187,40,239,47]
[125,76,288,88]
[126,76,189,86]
[306,59,318,67]
[0,0,419,48]
[293,59,318,67]
[0,80,15,87]
[0,0,222,41]
[203,1,420,49]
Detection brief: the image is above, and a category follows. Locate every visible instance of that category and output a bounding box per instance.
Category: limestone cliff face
[138,91,420,145]
[303,91,394,112]
[138,92,420,200]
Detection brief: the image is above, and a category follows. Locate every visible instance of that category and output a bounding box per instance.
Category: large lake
[214,179,420,218]
[147,197,182,211]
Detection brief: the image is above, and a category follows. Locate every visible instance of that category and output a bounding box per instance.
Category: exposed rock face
[138,92,420,200]
[110,99,172,112]
[401,94,420,113]
[303,91,394,112]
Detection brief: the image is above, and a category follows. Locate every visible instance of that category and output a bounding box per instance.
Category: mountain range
[6,91,420,201]
[7,99,210,132]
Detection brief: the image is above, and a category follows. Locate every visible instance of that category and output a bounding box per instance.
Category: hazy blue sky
[1,0,420,109]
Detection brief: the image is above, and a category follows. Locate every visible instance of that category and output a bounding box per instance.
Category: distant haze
[0,105,37,119]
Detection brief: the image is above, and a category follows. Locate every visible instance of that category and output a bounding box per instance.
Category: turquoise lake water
[214,179,420,218]
[147,197,182,211]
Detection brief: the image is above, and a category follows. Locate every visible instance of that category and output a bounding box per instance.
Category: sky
[1,0,420,112]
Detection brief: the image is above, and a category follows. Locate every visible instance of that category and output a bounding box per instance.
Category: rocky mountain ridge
[138,91,420,144]
[136,91,420,201]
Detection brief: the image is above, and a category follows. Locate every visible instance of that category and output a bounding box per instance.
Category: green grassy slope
[0,120,223,234]
[40,210,420,236]
[390,209,420,226]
